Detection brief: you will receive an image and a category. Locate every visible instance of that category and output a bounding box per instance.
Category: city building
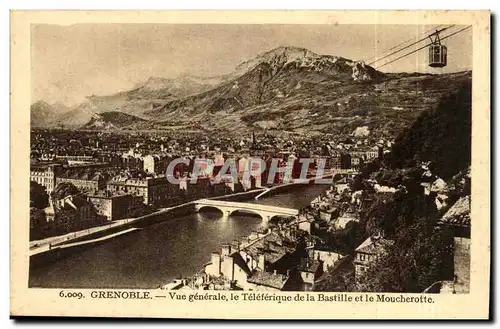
[30,163,63,194]
[204,243,253,290]
[331,209,359,230]
[319,207,338,222]
[121,154,144,170]
[55,155,96,165]
[309,249,346,272]
[56,169,109,193]
[365,145,383,161]
[87,191,143,221]
[437,195,471,293]
[186,176,212,200]
[238,231,297,274]
[106,175,178,207]
[297,258,323,290]
[437,195,470,238]
[330,151,352,170]
[297,218,313,234]
[246,270,293,291]
[350,156,360,169]
[203,238,298,291]
[334,177,350,194]
[143,154,170,175]
[51,195,100,232]
[353,235,394,281]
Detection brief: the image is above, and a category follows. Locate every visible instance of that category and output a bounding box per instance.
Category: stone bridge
[193,199,299,222]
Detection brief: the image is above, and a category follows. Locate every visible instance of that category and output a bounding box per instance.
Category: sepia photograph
[10,10,490,319]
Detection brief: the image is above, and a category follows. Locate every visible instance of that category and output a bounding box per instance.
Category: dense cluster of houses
[162,162,471,292]
[163,225,345,291]
[29,138,371,241]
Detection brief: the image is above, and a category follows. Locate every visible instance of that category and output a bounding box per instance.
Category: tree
[355,218,454,293]
[30,207,47,240]
[314,265,356,292]
[30,181,49,209]
[384,84,471,180]
[51,182,80,202]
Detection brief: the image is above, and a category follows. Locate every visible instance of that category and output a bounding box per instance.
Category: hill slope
[144,45,470,138]
[30,101,69,128]
[384,79,472,180]
[148,46,383,118]
[37,45,472,139]
[52,74,226,128]
[81,111,159,130]
[55,102,101,128]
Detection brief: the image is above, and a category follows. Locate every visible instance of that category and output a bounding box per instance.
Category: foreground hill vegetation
[316,78,472,293]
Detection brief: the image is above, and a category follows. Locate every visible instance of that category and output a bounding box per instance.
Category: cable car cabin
[428,44,447,68]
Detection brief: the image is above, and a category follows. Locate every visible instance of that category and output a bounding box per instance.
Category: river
[29,184,328,289]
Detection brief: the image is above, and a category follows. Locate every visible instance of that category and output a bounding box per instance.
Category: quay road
[255,169,358,199]
[29,188,267,256]
[29,183,329,288]
[30,215,159,256]
[29,172,357,257]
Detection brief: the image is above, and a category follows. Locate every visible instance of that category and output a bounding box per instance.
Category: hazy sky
[31,24,472,106]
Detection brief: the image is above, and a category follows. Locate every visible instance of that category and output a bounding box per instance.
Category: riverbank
[255,176,325,199]
[160,210,303,290]
[29,188,266,259]
[255,170,358,200]
[29,183,330,288]
[50,228,140,250]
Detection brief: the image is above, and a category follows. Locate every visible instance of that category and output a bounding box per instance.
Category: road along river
[29,184,329,288]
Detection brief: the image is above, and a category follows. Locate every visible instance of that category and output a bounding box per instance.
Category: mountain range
[30,101,70,128]
[31,45,472,137]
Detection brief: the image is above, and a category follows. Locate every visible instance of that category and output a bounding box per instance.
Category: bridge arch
[229,209,266,220]
[193,200,299,222]
[194,205,225,216]
[268,214,294,223]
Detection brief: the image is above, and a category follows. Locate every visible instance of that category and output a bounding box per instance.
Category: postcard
[10,10,490,319]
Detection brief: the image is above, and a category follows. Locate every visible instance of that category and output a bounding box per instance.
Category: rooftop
[59,169,110,181]
[247,271,290,290]
[30,162,63,169]
[297,258,322,273]
[439,196,470,227]
[87,190,133,199]
[241,232,294,265]
[355,235,394,255]
[231,253,253,277]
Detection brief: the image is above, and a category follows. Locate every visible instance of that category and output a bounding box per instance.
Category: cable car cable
[375,25,471,69]
[374,25,471,69]
[367,25,455,66]
[368,25,454,65]
[365,25,444,63]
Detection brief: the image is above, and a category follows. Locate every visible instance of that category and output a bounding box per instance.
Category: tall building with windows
[107,175,179,207]
[353,235,394,281]
[30,163,63,194]
[87,191,142,221]
[143,154,170,175]
[56,169,109,193]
